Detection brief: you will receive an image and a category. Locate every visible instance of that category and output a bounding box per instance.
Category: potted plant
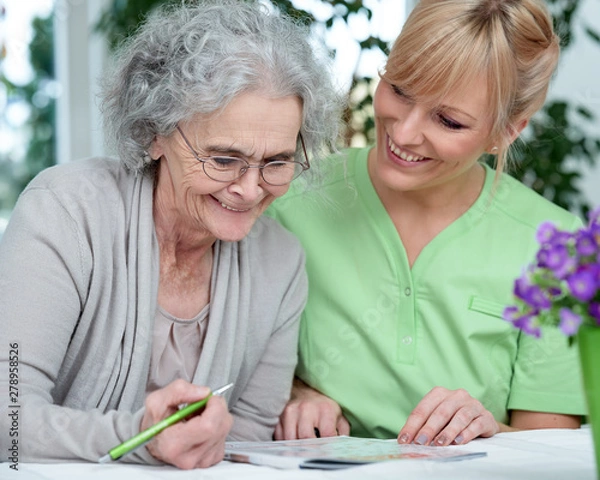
[504,208,600,475]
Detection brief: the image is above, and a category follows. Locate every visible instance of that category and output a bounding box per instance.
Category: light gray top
[0,157,307,464]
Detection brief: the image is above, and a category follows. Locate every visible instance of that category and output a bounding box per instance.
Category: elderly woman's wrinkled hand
[141,379,233,469]
[397,386,500,447]
[274,378,350,440]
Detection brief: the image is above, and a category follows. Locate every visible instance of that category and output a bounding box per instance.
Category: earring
[142,151,153,164]
[491,146,498,154]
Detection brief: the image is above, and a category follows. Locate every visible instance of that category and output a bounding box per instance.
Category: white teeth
[388,137,425,162]
[220,201,249,212]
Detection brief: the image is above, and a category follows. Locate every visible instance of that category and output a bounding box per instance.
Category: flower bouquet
[503,207,600,477]
[503,207,600,340]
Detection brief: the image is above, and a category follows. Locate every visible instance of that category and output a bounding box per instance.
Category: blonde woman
[269,0,584,446]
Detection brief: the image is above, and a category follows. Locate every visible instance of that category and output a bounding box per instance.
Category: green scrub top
[268,147,586,438]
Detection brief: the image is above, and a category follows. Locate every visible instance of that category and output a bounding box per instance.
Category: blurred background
[0,0,599,240]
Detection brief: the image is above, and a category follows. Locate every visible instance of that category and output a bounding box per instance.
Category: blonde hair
[382,0,560,175]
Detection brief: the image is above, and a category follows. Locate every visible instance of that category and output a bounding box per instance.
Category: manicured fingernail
[415,434,428,445]
[454,435,464,445]
[436,436,447,446]
[399,434,409,444]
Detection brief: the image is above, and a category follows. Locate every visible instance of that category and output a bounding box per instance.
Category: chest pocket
[468,296,506,319]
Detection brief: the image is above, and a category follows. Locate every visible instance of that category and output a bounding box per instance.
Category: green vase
[578,325,600,477]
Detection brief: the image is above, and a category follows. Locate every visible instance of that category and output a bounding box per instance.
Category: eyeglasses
[176,126,310,186]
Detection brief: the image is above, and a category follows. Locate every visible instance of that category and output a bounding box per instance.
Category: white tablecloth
[3,427,596,480]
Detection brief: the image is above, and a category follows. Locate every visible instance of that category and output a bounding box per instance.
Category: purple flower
[575,229,598,256]
[552,230,574,247]
[589,207,600,229]
[559,308,583,336]
[513,276,552,309]
[514,314,542,338]
[528,286,552,309]
[587,208,600,241]
[566,269,597,302]
[537,244,569,270]
[506,212,600,339]
[513,274,532,300]
[502,305,520,322]
[583,263,600,286]
[589,303,600,325]
[553,256,578,280]
[503,306,541,337]
[536,222,557,244]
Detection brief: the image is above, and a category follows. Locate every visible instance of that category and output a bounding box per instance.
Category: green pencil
[98,382,234,463]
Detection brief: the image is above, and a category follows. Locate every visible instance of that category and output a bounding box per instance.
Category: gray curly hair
[100,0,342,174]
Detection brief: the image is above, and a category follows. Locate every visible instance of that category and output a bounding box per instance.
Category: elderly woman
[0,0,340,469]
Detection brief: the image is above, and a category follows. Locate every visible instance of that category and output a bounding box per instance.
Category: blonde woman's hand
[397,386,499,447]
[274,378,350,440]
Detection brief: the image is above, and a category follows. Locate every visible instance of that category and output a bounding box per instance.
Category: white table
[4,427,596,480]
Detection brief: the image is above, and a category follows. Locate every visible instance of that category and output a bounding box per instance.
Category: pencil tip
[214,382,235,395]
[98,454,113,464]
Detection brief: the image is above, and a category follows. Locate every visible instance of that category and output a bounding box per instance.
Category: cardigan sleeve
[227,243,307,441]
[0,186,159,465]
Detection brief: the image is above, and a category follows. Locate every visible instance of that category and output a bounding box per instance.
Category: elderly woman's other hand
[274,378,350,440]
[141,379,233,469]
[397,386,499,447]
